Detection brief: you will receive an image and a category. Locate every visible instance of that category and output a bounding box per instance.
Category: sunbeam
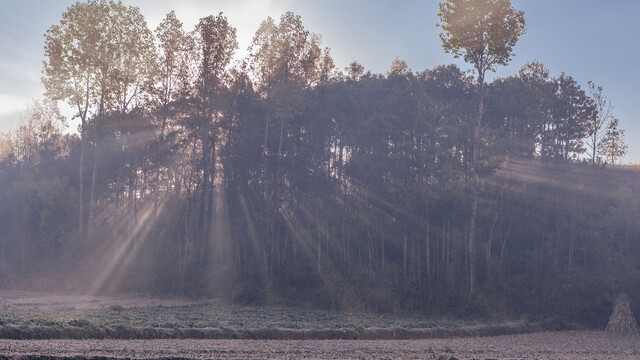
[86,198,168,297]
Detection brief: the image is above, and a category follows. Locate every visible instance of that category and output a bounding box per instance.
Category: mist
[0,0,639,358]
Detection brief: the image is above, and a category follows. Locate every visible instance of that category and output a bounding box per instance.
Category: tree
[0,133,13,163]
[545,74,593,162]
[249,12,333,158]
[148,11,195,211]
[180,13,238,290]
[585,81,614,165]
[599,118,627,165]
[91,1,154,237]
[43,0,108,242]
[43,0,154,241]
[346,61,366,81]
[12,100,67,166]
[438,0,525,294]
[154,11,192,138]
[484,61,551,158]
[387,57,411,78]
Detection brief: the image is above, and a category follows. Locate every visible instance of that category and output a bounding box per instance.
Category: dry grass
[0,290,492,331]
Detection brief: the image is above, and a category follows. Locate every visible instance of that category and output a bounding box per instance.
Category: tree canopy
[438,0,526,77]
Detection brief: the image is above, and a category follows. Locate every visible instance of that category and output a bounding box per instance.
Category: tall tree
[43,0,109,242]
[154,11,191,139]
[44,0,154,241]
[585,81,614,165]
[93,1,154,236]
[548,74,592,162]
[182,13,237,289]
[438,0,525,294]
[248,12,333,158]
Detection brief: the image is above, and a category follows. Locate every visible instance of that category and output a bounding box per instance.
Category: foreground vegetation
[0,298,483,330]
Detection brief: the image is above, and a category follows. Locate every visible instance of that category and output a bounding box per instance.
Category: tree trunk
[442,218,446,285]
[78,123,85,241]
[403,232,408,282]
[89,144,98,241]
[381,233,385,271]
[486,191,503,284]
[278,117,285,156]
[468,79,484,294]
[425,205,431,283]
[499,219,513,273]
[317,239,321,274]
[199,136,210,246]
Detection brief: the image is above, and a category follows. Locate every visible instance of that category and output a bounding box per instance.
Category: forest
[0,0,637,327]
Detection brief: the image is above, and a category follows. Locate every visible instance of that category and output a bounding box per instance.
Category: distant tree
[249,12,333,153]
[438,0,525,294]
[0,133,13,163]
[387,57,411,78]
[485,61,550,158]
[585,81,614,165]
[599,118,627,165]
[548,74,593,162]
[346,61,366,81]
[12,100,67,166]
[515,61,555,159]
[518,60,549,82]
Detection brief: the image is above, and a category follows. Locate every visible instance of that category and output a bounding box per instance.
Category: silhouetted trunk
[425,204,431,283]
[381,233,385,271]
[88,97,105,242]
[403,232,408,281]
[486,190,503,284]
[89,145,98,240]
[79,123,85,241]
[499,219,513,273]
[278,117,284,156]
[317,239,321,274]
[155,105,168,214]
[77,78,90,243]
[199,136,210,246]
[468,70,485,295]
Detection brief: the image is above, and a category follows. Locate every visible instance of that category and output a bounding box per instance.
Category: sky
[1,0,638,162]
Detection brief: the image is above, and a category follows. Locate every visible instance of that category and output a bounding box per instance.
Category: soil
[0,331,638,359]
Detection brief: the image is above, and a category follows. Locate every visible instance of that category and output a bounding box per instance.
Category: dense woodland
[0,0,637,326]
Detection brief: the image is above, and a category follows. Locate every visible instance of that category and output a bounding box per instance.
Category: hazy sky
[1,0,638,162]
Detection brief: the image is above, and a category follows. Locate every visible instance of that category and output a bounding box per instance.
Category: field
[1,290,635,359]
[0,290,490,330]
[1,331,639,359]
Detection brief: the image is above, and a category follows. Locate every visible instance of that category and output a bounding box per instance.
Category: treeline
[0,0,637,324]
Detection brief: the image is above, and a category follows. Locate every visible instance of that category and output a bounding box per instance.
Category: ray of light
[86,197,168,297]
